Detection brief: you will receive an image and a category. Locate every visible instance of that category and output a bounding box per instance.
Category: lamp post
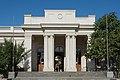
[106,15,114,78]
[106,15,109,71]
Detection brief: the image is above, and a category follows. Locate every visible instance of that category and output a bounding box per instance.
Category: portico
[22,10,95,72]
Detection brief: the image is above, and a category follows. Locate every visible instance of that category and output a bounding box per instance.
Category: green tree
[86,12,120,72]
[0,38,24,78]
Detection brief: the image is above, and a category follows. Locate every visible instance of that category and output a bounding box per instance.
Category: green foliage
[86,12,120,71]
[14,41,24,69]
[0,38,25,78]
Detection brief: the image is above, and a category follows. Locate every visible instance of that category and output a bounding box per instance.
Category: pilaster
[24,34,32,72]
[81,56,86,71]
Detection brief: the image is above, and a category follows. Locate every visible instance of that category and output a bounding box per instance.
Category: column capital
[25,37,32,39]
[87,34,91,38]
[50,35,54,38]
[65,35,70,39]
[43,35,48,37]
[87,34,91,42]
[25,34,32,38]
[43,34,54,37]
[72,35,76,39]
[65,35,77,39]
[66,34,77,37]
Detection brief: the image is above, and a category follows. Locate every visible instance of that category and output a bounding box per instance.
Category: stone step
[16,72,107,78]
[13,77,111,80]
[11,72,114,80]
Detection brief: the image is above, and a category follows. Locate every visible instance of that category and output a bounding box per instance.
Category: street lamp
[106,15,109,71]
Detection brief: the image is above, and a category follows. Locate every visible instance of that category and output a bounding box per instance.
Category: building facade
[0,10,95,72]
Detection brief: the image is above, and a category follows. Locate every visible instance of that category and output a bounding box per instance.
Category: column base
[81,67,86,72]
[43,67,54,72]
[107,71,113,78]
[27,67,32,72]
[65,67,77,72]
[8,72,15,79]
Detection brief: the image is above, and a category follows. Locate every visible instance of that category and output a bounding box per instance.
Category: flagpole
[106,15,109,71]
[12,16,14,72]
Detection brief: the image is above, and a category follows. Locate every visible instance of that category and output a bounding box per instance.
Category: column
[43,35,49,71]
[49,35,54,71]
[24,34,32,72]
[43,35,54,72]
[72,35,77,71]
[65,35,70,71]
[65,35,77,72]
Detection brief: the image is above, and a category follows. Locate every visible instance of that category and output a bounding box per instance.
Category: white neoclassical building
[0,10,95,72]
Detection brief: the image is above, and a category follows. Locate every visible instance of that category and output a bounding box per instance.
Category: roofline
[44,9,76,12]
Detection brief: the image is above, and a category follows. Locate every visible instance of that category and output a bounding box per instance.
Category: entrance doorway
[54,46,64,72]
[76,35,87,71]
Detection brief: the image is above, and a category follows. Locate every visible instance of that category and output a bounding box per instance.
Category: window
[37,48,44,64]
[55,46,64,53]
[76,48,81,64]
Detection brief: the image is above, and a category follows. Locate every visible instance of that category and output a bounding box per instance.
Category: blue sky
[0,0,120,26]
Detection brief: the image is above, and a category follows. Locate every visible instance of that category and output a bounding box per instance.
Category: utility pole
[106,15,109,71]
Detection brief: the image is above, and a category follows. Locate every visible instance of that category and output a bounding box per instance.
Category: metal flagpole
[8,16,15,79]
[106,15,109,71]
[12,16,15,72]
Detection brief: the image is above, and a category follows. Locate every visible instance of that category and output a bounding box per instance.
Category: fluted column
[43,35,54,72]
[43,35,49,71]
[49,35,54,71]
[65,35,77,72]
[65,35,70,71]
[72,35,77,71]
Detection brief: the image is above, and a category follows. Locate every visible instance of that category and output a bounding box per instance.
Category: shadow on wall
[21,55,30,71]
[23,59,30,71]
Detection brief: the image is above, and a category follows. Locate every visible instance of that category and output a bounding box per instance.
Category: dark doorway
[54,46,64,72]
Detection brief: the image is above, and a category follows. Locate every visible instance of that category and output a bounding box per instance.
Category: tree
[0,38,24,78]
[86,12,120,72]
